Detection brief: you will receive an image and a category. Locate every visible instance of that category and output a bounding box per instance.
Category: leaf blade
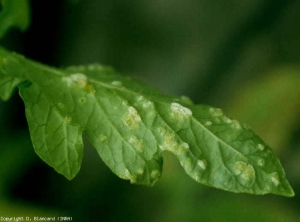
[0,73,22,100]
[20,83,84,180]
[0,47,294,196]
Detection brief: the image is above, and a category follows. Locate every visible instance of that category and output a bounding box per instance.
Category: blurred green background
[1,0,300,221]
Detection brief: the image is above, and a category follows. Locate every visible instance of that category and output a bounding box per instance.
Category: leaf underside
[0,47,295,197]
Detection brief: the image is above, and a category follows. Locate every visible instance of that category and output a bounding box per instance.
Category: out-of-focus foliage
[1,0,300,221]
[0,0,30,38]
[225,67,300,153]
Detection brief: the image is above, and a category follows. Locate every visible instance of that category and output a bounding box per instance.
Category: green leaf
[0,53,26,100]
[0,70,22,100]
[0,0,30,38]
[0,47,294,196]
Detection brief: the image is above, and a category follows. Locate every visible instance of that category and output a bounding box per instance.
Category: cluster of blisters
[270,172,280,186]
[209,107,223,117]
[170,102,193,121]
[135,96,153,109]
[156,126,208,178]
[64,73,87,88]
[197,159,207,170]
[256,143,281,187]
[124,169,137,184]
[157,127,189,156]
[98,134,108,143]
[257,144,265,151]
[180,156,208,182]
[231,120,242,129]
[192,159,208,182]
[63,73,95,94]
[204,107,235,127]
[124,167,161,184]
[128,136,144,152]
[65,116,72,124]
[257,158,265,167]
[234,161,256,187]
[123,166,156,184]
[122,106,142,130]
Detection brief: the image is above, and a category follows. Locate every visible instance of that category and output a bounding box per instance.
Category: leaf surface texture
[0,47,294,196]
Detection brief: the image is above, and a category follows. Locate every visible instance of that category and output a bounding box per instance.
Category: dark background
[1,0,300,221]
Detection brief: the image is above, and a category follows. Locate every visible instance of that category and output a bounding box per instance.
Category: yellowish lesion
[63,73,95,94]
[197,160,207,170]
[122,106,142,130]
[150,169,161,179]
[111,80,122,87]
[234,161,255,181]
[170,102,192,121]
[98,134,108,142]
[158,127,189,156]
[128,136,144,152]
[270,172,280,186]
[83,82,95,94]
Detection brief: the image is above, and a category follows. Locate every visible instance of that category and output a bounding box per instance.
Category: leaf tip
[281,184,295,197]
